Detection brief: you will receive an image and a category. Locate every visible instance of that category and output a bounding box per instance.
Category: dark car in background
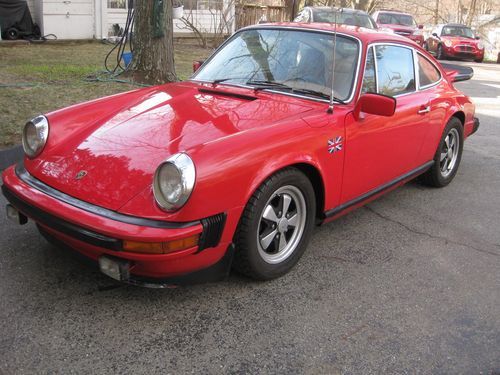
[294,7,378,29]
[424,23,484,62]
[372,9,424,45]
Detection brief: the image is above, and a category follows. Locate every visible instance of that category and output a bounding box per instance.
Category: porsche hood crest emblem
[75,170,88,180]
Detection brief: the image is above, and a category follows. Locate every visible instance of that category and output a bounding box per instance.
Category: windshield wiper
[291,88,344,102]
[244,80,346,103]
[245,80,294,91]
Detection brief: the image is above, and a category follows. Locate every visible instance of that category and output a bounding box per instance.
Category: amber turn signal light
[123,234,200,254]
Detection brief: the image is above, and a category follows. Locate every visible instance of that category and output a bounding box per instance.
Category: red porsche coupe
[2,23,479,287]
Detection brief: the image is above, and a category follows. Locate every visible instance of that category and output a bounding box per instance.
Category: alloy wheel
[440,128,460,178]
[256,185,307,264]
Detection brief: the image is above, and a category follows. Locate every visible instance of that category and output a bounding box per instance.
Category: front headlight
[22,115,49,158]
[153,153,196,211]
[443,40,452,48]
[477,41,484,49]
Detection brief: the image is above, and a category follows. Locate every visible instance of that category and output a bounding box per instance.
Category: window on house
[108,0,127,9]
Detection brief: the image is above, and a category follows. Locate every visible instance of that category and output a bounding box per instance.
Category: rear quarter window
[417,54,441,88]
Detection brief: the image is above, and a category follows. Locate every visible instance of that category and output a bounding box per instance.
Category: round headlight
[443,40,452,48]
[153,153,196,211]
[477,41,484,50]
[22,115,49,158]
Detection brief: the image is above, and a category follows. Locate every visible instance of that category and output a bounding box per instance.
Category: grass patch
[0,40,212,148]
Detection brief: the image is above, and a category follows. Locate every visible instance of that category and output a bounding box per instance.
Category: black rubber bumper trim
[2,184,123,251]
[14,163,200,229]
[198,212,227,252]
[471,117,480,135]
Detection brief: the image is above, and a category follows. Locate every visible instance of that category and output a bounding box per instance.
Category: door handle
[418,106,431,114]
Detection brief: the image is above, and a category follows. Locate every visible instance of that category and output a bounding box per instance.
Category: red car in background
[372,10,424,46]
[424,23,484,62]
[2,23,479,287]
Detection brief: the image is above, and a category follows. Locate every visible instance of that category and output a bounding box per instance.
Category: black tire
[6,28,19,40]
[436,44,444,60]
[233,168,316,280]
[421,117,463,187]
[474,57,483,63]
[423,42,428,51]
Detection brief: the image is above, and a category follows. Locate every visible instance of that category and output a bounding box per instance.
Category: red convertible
[2,23,479,287]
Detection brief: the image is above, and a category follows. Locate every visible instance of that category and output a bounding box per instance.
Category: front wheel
[474,57,484,63]
[233,168,316,280]
[421,117,463,187]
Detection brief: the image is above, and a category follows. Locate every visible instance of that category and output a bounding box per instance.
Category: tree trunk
[133,0,176,84]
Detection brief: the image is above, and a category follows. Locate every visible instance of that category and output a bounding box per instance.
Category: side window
[374,45,415,96]
[418,54,441,88]
[361,47,376,94]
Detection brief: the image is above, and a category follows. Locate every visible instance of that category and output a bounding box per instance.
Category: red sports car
[2,23,479,287]
[424,23,484,62]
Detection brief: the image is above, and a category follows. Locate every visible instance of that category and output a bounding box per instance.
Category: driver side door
[340,44,431,204]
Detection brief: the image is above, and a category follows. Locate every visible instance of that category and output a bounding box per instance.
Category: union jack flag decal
[328,136,343,154]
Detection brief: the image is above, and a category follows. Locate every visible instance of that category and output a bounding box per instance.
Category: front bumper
[443,45,484,60]
[2,164,233,286]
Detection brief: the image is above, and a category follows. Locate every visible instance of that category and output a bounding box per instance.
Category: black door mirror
[432,32,439,38]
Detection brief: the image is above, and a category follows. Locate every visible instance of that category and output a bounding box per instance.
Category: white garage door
[43,0,94,39]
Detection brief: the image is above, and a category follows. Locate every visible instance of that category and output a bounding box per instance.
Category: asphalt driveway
[0,61,499,374]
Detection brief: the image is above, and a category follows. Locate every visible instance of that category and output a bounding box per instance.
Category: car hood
[442,36,477,45]
[29,82,314,211]
[379,24,416,33]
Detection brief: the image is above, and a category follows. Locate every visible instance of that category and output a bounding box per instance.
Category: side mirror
[193,60,205,73]
[418,24,424,29]
[475,36,480,40]
[432,32,439,38]
[354,93,396,120]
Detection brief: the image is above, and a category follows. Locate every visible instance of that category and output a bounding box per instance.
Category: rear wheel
[6,28,19,40]
[233,168,316,280]
[421,117,463,187]
[474,57,483,63]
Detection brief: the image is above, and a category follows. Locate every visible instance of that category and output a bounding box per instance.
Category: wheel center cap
[278,218,288,232]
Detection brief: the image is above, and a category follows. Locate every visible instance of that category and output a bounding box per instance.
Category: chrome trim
[416,51,443,91]
[22,115,49,159]
[372,45,379,93]
[190,25,363,105]
[371,42,416,99]
[153,153,196,212]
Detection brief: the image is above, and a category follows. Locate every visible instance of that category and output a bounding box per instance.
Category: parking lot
[1,61,499,374]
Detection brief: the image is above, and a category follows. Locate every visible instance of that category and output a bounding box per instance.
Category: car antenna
[327,7,342,114]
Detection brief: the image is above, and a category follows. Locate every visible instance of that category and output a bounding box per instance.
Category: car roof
[374,9,413,16]
[306,7,370,15]
[243,22,414,45]
[443,23,470,27]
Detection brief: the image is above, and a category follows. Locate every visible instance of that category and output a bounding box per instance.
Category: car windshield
[377,12,416,27]
[441,26,475,38]
[312,10,377,29]
[193,28,360,102]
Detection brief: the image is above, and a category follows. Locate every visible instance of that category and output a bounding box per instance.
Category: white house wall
[106,8,226,37]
